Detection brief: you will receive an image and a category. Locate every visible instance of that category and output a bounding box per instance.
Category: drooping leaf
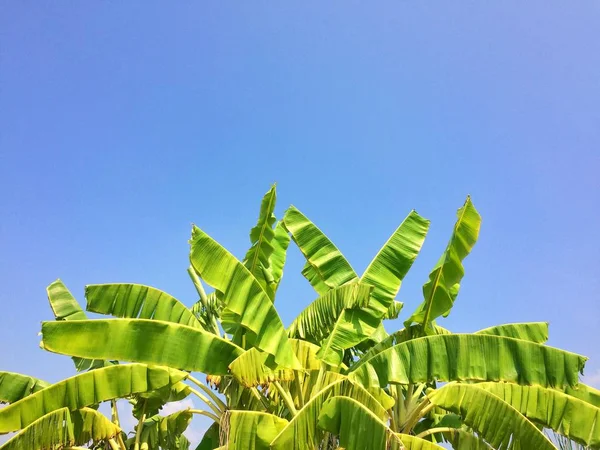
[289,339,322,371]
[134,381,192,419]
[441,429,493,450]
[287,283,373,344]
[360,210,430,315]
[477,381,600,447]
[189,225,299,369]
[0,407,120,450]
[243,185,278,300]
[47,279,104,372]
[0,363,185,433]
[229,348,294,387]
[283,206,358,294]
[140,410,193,450]
[41,319,243,375]
[270,379,390,450]
[196,422,221,450]
[86,283,201,329]
[563,383,600,408]
[226,411,288,450]
[270,221,290,293]
[474,322,549,344]
[428,383,555,449]
[384,301,404,320]
[317,396,444,450]
[0,372,48,404]
[349,334,587,389]
[405,197,481,329]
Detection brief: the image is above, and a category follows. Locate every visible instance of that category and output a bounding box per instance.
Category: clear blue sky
[1,1,599,444]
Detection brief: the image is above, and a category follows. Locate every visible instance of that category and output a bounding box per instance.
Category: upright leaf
[349,334,587,389]
[86,283,201,329]
[189,226,299,369]
[41,319,243,375]
[0,364,186,433]
[243,185,278,300]
[226,411,288,450]
[428,383,555,449]
[139,410,193,450]
[0,372,48,404]
[270,221,291,293]
[405,197,481,329]
[283,206,358,294]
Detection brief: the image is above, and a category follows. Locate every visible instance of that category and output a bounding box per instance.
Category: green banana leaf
[317,396,445,450]
[360,210,430,315]
[405,197,481,330]
[189,225,299,369]
[226,411,288,450]
[349,334,587,389]
[0,363,186,433]
[190,292,222,333]
[384,300,404,320]
[196,422,221,450]
[287,283,373,343]
[243,185,278,300]
[41,319,243,375]
[563,383,600,407]
[0,372,48,404]
[428,383,555,449]
[270,221,290,293]
[133,381,192,418]
[477,381,600,447]
[86,283,201,329]
[270,379,390,450]
[139,410,192,450]
[283,206,358,293]
[47,279,105,372]
[474,322,549,344]
[289,339,322,371]
[229,348,294,387]
[440,429,493,450]
[0,407,121,450]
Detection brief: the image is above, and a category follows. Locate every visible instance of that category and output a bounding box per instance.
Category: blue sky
[1,1,599,445]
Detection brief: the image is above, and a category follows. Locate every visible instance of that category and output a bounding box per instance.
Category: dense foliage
[1,185,598,449]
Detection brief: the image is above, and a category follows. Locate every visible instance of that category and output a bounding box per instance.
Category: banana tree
[23,185,599,449]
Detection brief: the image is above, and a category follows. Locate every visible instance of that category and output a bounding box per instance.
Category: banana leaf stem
[416,427,456,439]
[188,375,228,411]
[272,381,297,416]
[189,409,221,424]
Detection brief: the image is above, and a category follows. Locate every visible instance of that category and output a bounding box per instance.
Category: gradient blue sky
[1,1,599,445]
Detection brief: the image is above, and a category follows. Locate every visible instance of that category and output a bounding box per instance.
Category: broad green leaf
[226,411,288,450]
[283,206,358,293]
[360,210,430,315]
[384,300,404,320]
[289,339,322,371]
[405,197,481,329]
[0,407,120,450]
[0,364,185,433]
[428,383,555,449]
[477,381,600,447]
[140,410,193,450]
[134,381,192,419]
[270,221,290,293]
[243,185,278,300]
[189,225,299,369]
[475,322,549,344]
[441,429,493,450]
[41,319,243,375]
[47,279,103,372]
[287,283,373,344]
[317,396,444,450]
[270,379,390,450]
[196,422,221,450]
[86,283,201,329]
[229,348,294,387]
[349,334,587,389]
[0,372,48,404]
[563,383,600,408]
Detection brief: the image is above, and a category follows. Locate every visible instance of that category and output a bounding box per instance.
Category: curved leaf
[405,197,481,329]
[287,283,373,343]
[474,322,549,344]
[270,379,389,450]
[226,411,288,450]
[564,383,600,408]
[283,206,358,293]
[140,410,192,450]
[41,319,243,375]
[243,185,278,300]
[229,348,294,387]
[289,339,322,371]
[0,407,120,450]
[86,283,201,329]
[0,364,184,433]
[428,383,555,449]
[189,225,299,369]
[317,396,444,450]
[477,381,600,447]
[360,210,430,315]
[197,422,221,450]
[47,279,103,372]
[270,221,291,293]
[0,372,48,404]
[349,334,587,389]
[442,429,493,450]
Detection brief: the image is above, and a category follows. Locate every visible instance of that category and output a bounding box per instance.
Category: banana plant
[9,185,596,449]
